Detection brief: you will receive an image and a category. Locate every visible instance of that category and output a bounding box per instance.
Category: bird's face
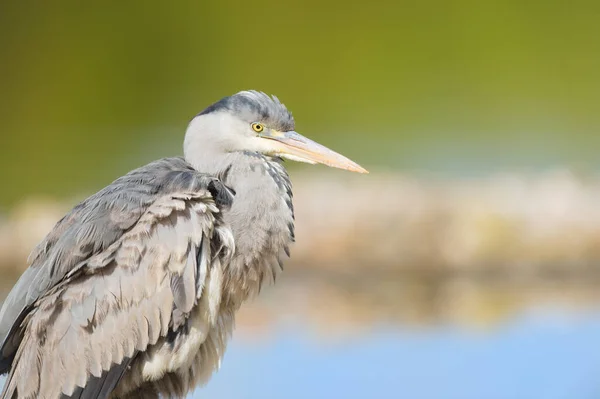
[245,122,368,174]
[201,91,368,174]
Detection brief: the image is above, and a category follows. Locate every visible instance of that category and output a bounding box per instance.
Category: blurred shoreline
[2,169,600,332]
[233,269,600,340]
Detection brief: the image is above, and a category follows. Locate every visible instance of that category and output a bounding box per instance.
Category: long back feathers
[0,157,234,399]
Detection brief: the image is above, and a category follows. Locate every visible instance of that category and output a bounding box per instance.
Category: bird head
[184,90,368,174]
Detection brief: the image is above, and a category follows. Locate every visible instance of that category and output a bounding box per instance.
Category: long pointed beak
[261,130,368,174]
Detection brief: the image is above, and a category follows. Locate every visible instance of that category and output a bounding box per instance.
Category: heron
[0,90,367,399]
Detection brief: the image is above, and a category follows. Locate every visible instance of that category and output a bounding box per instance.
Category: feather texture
[0,91,298,398]
[0,158,235,399]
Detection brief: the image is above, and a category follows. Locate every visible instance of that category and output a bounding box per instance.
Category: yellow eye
[251,123,264,133]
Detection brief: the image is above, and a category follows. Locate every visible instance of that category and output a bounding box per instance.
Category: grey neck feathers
[222,152,294,260]
[186,149,294,266]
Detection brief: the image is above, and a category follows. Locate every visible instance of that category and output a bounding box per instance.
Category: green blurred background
[2,0,600,209]
[3,2,600,398]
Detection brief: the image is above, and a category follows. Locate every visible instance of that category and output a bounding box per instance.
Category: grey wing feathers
[64,356,132,399]
[0,157,234,398]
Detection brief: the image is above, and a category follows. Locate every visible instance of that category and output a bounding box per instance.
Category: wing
[0,157,234,398]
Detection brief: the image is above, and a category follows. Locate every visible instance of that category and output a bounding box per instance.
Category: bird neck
[186,150,294,299]
[185,148,294,258]
[223,153,294,278]
[227,152,293,236]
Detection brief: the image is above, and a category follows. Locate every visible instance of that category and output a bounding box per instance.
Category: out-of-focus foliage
[1,0,600,208]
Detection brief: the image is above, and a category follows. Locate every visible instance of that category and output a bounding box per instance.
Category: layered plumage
[0,90,365,399]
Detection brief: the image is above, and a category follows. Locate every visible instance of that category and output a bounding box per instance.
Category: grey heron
[0,90,367,398]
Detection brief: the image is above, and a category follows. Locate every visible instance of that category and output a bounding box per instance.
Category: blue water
[2,310,600,399]
[195,311,600,399]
